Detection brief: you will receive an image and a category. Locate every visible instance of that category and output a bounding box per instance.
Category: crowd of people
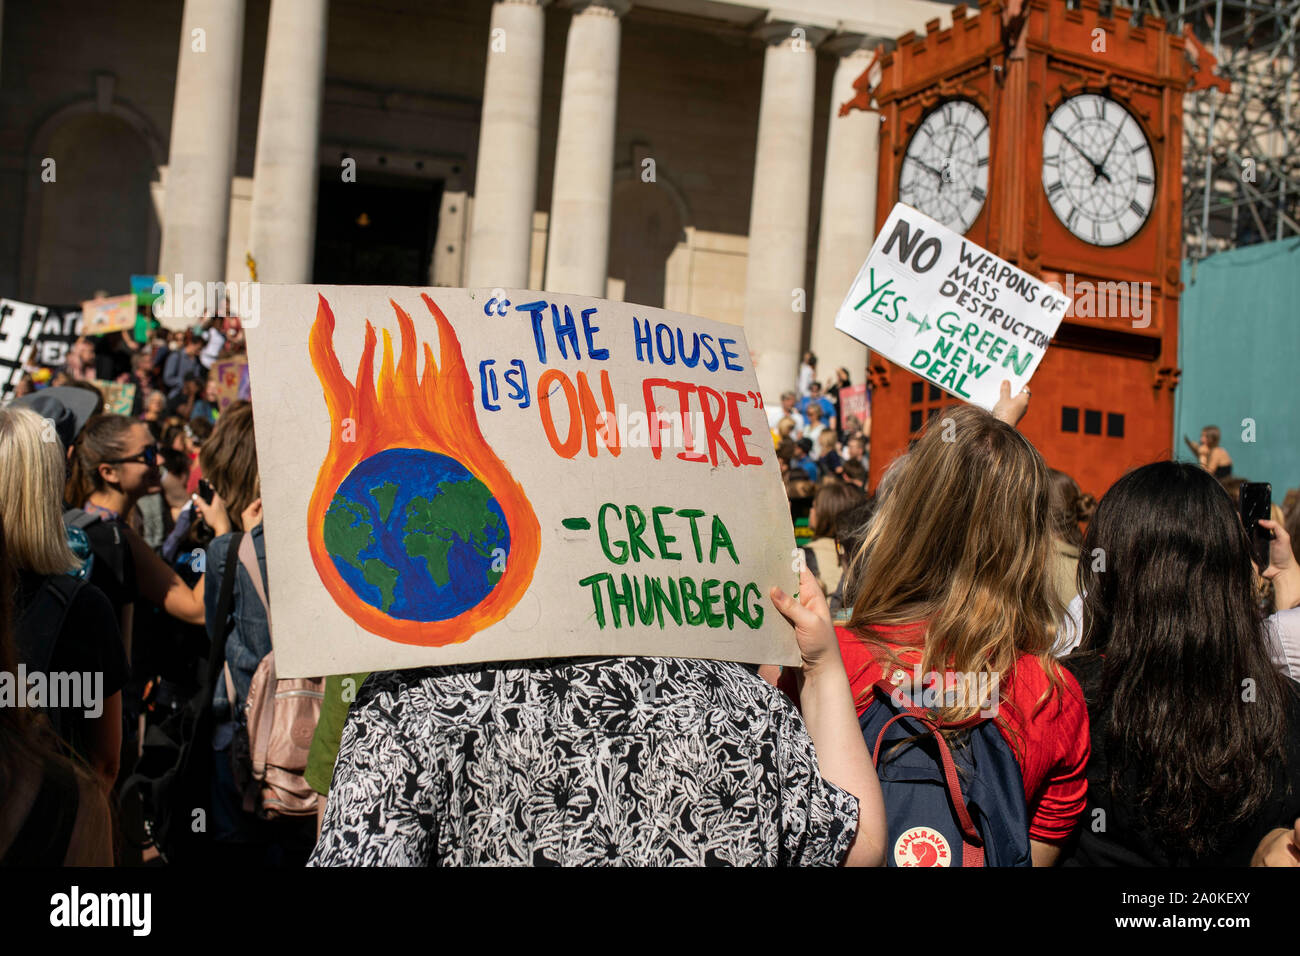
[1,324,1299,868]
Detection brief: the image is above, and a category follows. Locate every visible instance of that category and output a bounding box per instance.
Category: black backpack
[13,574,85,745]
[64,508,132,603]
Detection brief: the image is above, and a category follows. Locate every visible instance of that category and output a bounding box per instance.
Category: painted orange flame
[307,292,540,646]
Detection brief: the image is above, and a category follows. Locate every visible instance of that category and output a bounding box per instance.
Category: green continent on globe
[322,498,400,612]
[371,480,399,524]
[402,476,505,589]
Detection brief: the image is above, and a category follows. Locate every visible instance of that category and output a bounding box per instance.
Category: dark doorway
[313,172,442,285]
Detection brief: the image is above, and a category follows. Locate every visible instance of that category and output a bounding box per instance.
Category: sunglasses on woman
[106,445,161,467]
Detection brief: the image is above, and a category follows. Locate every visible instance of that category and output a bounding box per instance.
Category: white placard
[835,203,1069,410]
[246,285,802,678]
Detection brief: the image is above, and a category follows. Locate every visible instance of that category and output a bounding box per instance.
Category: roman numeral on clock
[1129,199,1147,217]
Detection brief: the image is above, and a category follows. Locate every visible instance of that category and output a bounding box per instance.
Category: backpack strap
[236,531,270,629]
[15,575,85,677]
[870,679,987,868]
[222,663,238,721]
[205,532,245,696]
[63,507,101,531]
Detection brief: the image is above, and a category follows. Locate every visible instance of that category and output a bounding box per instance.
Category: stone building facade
[2,0,956,400]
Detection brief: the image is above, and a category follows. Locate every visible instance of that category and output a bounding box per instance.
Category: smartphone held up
[1240,481,1272,571]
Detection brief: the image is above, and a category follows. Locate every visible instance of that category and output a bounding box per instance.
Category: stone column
[543,1,628,297]
[810,39,881,386]
[248,0,329,284]
[159,0,245,289]
[742,24,822,405]
[466,0,547,289]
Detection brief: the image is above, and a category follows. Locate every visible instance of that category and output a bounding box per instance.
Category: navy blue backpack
[860,679,1032,867]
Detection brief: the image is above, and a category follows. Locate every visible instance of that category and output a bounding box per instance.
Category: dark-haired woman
[67,414,206,661]
[1062,461,1300,866]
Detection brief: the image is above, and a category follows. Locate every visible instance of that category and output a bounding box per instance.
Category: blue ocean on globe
[322,446,510,622]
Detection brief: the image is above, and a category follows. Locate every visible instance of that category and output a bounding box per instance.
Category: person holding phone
[1061,462,1300,866]
[188,402,314,864]
[1261,518,1300,682]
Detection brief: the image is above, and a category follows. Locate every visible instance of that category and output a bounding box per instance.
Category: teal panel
[1177,240,1300,496]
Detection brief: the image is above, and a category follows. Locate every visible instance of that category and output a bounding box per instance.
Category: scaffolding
[1132,0,1300,257]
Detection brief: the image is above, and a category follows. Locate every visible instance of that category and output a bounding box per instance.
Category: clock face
[899,99,990,235]
[1042,94,1156,246]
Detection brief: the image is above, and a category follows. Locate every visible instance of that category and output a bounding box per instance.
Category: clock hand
[1094,125,1125,183]
[908,157,946,182]
[1053,125,1108,180]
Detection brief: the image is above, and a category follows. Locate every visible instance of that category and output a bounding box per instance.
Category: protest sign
[210,356,249,412]
[32,306,84,367]
[0,299,45,401]
[81,294,136,335]
[130,275,165,310]
[835,203,1069,411]
[246,286,800,678]
[95,380,137,416]
[839,383,868,431]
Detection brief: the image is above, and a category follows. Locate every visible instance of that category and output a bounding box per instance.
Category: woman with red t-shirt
[792,386,1090,866]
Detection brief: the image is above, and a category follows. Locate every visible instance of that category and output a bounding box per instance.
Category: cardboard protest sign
[838,383,868,432]
[246,286,801,678]
[95,380,137,416]
[0,299,45,400]
[81,294,136,335]
[210,356,249,412]
[835,204,1069,411]
[32,306,84,367]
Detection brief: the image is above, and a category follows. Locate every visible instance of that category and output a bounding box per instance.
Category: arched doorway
[30,112,158,303]
[607,174,687,310]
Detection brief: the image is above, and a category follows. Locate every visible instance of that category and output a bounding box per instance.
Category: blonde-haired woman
[0,511,113,864]
[0,406,127,789]
[800,383,1090,866]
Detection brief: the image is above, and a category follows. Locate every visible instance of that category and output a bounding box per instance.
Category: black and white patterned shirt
[308,657,858,866]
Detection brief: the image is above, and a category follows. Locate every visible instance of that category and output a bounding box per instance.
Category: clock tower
[862,0,1188,497]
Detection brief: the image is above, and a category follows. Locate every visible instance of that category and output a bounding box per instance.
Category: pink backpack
[223,532,323,819]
